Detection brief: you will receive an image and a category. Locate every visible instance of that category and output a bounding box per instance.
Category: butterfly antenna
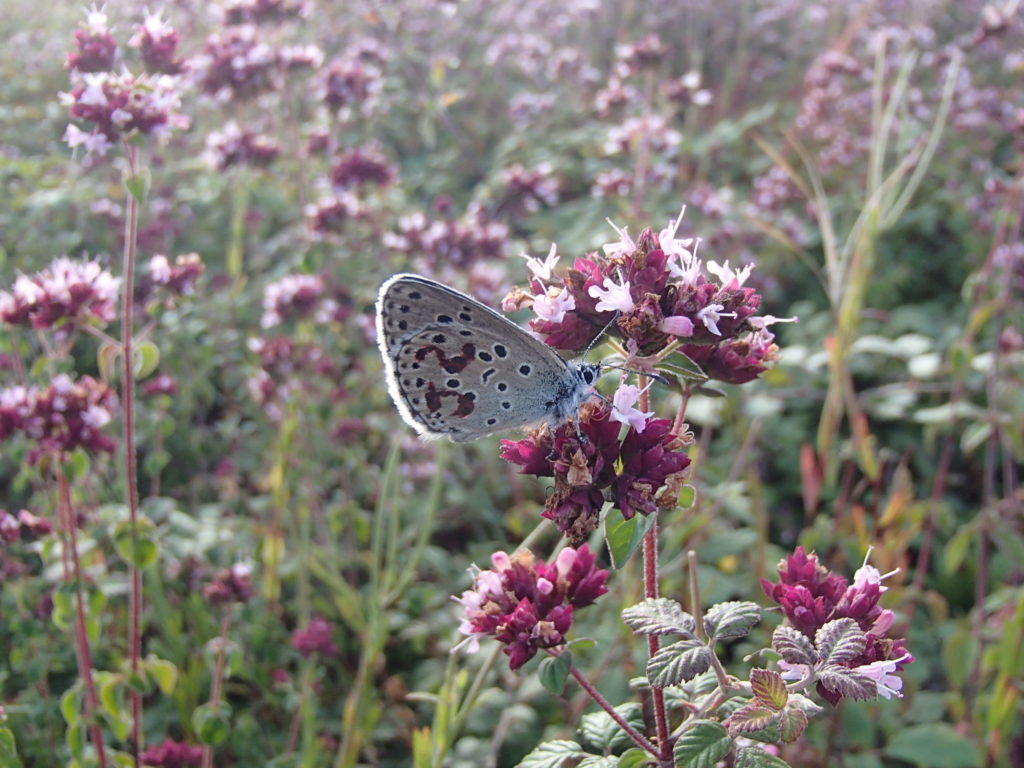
[601,363,669,386]
[582,312,620,362]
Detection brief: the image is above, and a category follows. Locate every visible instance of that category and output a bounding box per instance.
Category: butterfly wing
[376,274,579,441]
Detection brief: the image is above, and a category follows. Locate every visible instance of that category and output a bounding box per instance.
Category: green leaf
[622,598,696,637]
[539,653,571,695]
[0,725,24,768]
[579,757,618,767]
[672,720,730,768]
[734,746,792,767]
[656,351,707,382]
[515,739,584,768]
[883,723,980,768]
[605,508,655,569]
[66,723,84,760]
[144,656,178,694]
[814,619,865,665]
[124,169,149,203]
[133,341,160,379]
[749,669,787,710]
[60,687,80,724]
[646,640,711,687]
[704,601,761,641]
[98,675,123,724]
[111,516,160,569]
[193,703,231,746]
[676,485,696,508]
[771,626,816,666]
[579,703,643,753]
[616,748,654,768]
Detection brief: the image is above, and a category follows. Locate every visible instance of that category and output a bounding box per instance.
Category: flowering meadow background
[1,0,1022,766]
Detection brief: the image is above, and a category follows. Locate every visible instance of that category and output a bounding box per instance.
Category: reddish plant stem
[121,141,144,765]
[201,612,232,768]
[568,665,660,757]
[58,467,109,768]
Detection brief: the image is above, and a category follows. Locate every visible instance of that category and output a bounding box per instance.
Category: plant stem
[58,466,108,768]
[568,666,660,756]
[201,611,232,768]
[121,141,144,766]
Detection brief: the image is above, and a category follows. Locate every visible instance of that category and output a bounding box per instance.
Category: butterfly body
[376,274,598,442]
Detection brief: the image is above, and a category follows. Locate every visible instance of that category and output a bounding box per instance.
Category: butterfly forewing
[376,274,584,441]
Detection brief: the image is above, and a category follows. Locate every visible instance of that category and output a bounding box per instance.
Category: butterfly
[376,274,600,442]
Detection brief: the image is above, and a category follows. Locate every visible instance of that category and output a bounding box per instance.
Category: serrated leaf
[749,669,787,710]
[579,703,643,753]
[725,703,779,736]
[816,665,876,701]
[672,720,730,768]
[771,626,816,666]
[814,619,865,665]
[622,598,696,637]
[647,640,711,687]
[605,508,655,569]
[776,707,808,743]
[515,739,584,768]
[704,601,760,641]
[734,746,793,767]
[539,653,572,694]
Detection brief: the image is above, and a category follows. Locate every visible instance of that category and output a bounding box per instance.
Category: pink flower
[1,257,119,331]
[610,383,654,433]
[453,545,609,670]
[658,315,695,337]
[329,145,396,188]
[203,563,254,605]
[141,738,203,767]
[853,654,911,699]
[130,12,185,75]
[522,243,561,282]
[203,122,279,170]
[706,260,754,289]
[532,287,575,323]
[588,276,634,313]
[291,617,338,658]
[66,7,117,73]
[261,274,330,328]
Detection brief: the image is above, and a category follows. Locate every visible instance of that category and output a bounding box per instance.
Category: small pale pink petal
[659,315,694,337]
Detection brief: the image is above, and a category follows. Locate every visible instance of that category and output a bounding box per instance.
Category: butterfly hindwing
[376,274,585,441]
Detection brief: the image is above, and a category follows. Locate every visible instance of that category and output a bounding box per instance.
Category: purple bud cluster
[501,403,691,542]
[762,547,913,704]
[0,375,118,461]
[454,546,609,670]
[1,257,119,331]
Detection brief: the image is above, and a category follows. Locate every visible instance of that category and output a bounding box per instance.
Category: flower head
[203,563,254,605]
[501,403,690,540]
[764,547,913,704]
[454,545,609,670]
[610,383,654,433]
[291,617,338,658]
[1,257,119,331]
[141,738,203,767]
[0,376,118,461]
